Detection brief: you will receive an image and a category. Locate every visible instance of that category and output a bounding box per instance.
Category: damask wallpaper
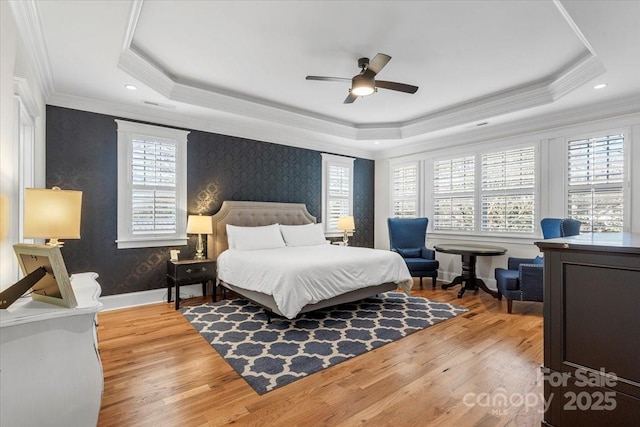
[45,106,375,296]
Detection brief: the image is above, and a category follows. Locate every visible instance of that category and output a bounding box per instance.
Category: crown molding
[118,50,359,139]
[118,47,175,98]
[8,0,55,99]
[549,53,606,99]
[375,95,640,159]
[46,92,376,160]
[14,77,43,119]
[169,82,358,140]
[399,81,554,139]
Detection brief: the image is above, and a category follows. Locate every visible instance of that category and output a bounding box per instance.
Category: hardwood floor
[97,280,544,426]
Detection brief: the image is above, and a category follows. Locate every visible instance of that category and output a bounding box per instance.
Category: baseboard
[99,283,205,311]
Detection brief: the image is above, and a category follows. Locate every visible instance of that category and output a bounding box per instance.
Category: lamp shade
[24,188,82,239]
[337,216,355,231]
[186,214,213,234]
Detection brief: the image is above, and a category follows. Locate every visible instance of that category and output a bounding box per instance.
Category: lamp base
[342,230,349,246]
[194,233,205,260]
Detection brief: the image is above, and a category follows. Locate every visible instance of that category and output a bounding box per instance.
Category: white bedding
[217,245,413,319]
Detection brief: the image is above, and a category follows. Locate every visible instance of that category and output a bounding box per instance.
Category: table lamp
[23,187,82,246]
[337,216,355,246]
[187,214,212,260]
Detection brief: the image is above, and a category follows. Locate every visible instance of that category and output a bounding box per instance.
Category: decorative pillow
[533,256,544,264]
[397,247,423,258]
[226,223,286,251]
[280,223,327,247]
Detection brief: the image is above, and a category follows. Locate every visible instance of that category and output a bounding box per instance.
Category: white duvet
[217,244,413,319]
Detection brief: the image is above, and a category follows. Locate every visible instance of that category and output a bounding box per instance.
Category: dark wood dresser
[536,233,640,426]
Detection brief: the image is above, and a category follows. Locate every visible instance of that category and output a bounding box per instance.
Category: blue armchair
[387,218,439,288]
[495,218,581,313]
[495,256,544,313]
[540,217,582,239]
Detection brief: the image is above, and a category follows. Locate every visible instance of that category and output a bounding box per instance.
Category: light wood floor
[97,280,544,426]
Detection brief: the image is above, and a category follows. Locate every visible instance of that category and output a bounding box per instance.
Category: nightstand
[166,259,216,310]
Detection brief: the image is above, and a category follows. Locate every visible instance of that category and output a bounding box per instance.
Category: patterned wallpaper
[45,106,375,296]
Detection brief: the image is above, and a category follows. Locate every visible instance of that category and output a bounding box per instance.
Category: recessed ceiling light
[374,141,381,145]
[125,84,137,91]
[593,83,607,90]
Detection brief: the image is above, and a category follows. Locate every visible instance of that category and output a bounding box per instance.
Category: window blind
[481,147,535,232]
[433,156,474,230]
[392,163,418,218]
[327,164,351,230]
[131,138,177,235]
[567,134,624,232]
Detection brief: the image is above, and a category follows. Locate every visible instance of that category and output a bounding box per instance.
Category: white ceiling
[17,0,640,157]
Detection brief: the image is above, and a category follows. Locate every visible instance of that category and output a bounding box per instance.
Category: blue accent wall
[45,106,374,296]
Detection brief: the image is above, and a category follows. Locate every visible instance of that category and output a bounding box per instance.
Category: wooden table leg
[473,277,500,299]
[442,254,500,299]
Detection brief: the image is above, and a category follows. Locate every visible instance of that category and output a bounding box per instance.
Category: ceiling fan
[306,53,419,104]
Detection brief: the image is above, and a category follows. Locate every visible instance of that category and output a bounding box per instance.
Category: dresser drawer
[167,260,215,281]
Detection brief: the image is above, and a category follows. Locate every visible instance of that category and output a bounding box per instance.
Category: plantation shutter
[433,156,475,231]
[567,134,624,232]
[131,138,177,235]
[481,146,535,232]
[392,163,418,218]
[327,164,351,230]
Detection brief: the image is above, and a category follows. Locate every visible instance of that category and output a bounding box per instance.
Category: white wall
[0,2,46,288]
[375,112,640,288]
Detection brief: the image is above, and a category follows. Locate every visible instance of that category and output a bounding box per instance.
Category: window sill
[427,232,544,246]
[116,237,188,249]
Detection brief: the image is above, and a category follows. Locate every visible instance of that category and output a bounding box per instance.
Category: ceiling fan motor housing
[357,57,370,70]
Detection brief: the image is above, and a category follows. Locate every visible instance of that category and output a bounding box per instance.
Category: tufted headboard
[207,201,317,259]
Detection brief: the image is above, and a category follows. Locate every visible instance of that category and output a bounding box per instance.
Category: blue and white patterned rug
[181,292,467,394]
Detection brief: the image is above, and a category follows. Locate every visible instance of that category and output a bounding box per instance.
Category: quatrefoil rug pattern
[181,292,467,394]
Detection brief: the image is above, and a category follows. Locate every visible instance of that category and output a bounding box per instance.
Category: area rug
[180,292,467,394]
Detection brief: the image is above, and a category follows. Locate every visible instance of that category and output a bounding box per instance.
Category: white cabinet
[0,272,103,427]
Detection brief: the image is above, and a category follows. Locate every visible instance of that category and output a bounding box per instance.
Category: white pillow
[226,223,286,251]
[280,223,327,247]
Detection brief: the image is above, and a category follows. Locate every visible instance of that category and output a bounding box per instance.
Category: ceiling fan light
[351,75,375,96]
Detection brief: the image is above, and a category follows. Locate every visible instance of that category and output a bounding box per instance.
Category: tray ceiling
[16,0,640,155]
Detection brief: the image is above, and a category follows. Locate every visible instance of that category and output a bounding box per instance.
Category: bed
[208,201,413,320]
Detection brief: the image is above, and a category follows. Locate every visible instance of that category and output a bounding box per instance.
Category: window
[116,120,189,248]
[15,78,38,243]
[433,156,475,231]
[567,133,624,232]
[391,162,419,218]
[321,153,354,234]
[481,146,536,233]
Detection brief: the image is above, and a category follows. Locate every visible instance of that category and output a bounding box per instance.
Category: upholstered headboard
[207,201,316,259]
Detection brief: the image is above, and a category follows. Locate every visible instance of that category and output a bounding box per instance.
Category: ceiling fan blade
[363,53,391,78]
[376,80,419,94]
[344,92,358,104]
[306,76,351,83]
